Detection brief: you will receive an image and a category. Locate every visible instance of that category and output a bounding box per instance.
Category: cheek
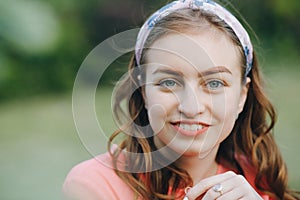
[211,92,241,138]
[211,90,241,119]
[147,104,166,133]
[226,95,242,124]
[145,89,178,133]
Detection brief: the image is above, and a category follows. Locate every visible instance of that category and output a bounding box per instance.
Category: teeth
[179,124,203,131]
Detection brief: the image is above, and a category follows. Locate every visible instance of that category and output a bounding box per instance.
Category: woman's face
[143,28,250,158]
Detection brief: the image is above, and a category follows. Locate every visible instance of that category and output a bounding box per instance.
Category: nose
[178,85,206,118]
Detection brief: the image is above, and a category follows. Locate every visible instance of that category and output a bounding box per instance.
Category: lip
[171,121,210,136]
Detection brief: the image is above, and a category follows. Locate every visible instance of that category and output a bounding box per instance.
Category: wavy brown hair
[108,9,299,200]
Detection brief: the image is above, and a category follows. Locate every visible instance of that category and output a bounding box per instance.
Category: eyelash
[204,79,225,90]
[158,79,180,88]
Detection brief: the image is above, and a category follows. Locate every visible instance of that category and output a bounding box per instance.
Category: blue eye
[159,79,177,87]
[206,80,224,90]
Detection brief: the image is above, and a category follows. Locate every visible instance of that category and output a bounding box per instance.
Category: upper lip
[171,120,210,126]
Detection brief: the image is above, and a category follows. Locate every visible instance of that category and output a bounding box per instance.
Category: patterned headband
[135,0,253,76]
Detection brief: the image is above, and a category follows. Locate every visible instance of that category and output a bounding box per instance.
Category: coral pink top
[63,152,271,200]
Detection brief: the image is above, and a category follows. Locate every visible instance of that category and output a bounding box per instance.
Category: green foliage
[272,0,300,18]
[0,0,60,54]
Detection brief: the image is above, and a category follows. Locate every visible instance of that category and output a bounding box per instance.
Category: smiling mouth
[171,122,209,136]
[179,123,203,131]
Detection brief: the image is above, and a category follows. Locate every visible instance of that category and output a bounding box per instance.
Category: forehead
[144,29,241,74]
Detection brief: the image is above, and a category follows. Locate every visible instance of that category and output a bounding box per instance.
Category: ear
[237,77,251,114]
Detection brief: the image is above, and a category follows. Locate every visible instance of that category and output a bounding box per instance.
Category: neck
[176,145,219,184]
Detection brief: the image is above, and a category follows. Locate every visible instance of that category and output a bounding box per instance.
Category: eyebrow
[152,68,184,77]
[199,66,232,77]
[152,66,232,77]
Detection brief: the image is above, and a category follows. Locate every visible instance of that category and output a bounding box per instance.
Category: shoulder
[63,152,135,200]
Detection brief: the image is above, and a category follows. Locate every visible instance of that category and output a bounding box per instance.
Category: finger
[202,183,245,200]
[201,186,223,200]
[201,175,242,200]
[218,174,263,200]
[203,175,262,200]
[218,182,260,200]
[186,171,236,200]
[217,184,245,200]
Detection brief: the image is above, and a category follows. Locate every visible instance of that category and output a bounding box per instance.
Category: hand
[185,171,263,200]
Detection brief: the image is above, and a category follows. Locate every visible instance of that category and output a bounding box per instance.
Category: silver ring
[212,183,223,195]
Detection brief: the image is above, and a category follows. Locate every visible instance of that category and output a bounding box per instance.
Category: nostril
[178,100,206,117]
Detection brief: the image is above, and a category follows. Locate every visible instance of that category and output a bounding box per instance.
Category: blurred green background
[0,0,299,199]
